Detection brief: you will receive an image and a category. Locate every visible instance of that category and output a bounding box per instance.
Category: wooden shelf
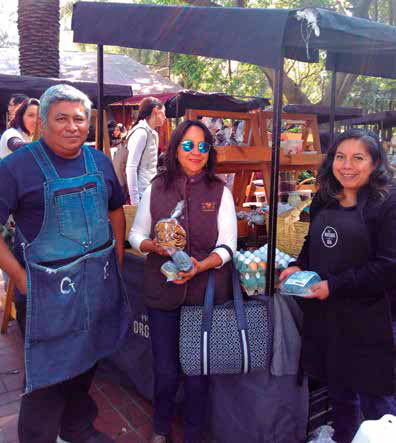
[215,146,271,164]
[215,146,322,166]
[184,108,322,207]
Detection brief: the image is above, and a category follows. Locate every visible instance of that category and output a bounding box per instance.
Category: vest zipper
[181,182,189,304]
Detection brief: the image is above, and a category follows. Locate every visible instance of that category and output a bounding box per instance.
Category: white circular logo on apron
[321,226,338,248]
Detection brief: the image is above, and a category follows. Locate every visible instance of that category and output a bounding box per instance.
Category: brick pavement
[0,278,183,443]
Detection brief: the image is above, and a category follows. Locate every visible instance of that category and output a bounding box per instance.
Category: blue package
[160,261,182,281]
[280,271,321,297]
[171,250,193,272]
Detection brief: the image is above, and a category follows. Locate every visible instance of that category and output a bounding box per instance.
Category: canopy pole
[97,44,104,151]
[265,57,284,297]
[122,99,126,127]
[329,68,337,147]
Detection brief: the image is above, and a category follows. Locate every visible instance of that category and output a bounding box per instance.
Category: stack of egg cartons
[234,245,293,296]
[234,249,266,296]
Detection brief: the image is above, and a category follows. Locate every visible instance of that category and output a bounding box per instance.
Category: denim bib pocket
[28,258,89,342]
[55,186,91,246]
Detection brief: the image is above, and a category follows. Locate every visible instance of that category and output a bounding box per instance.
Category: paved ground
[0,278,183,443]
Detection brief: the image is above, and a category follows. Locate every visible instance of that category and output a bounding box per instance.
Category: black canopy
[165,90,270,118]
[72,3,396,78]
[283,104,362,124]
[337,110,396,129]
[0,73,132,112]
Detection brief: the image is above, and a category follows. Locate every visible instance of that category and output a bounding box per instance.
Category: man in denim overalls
[0,85,130,443]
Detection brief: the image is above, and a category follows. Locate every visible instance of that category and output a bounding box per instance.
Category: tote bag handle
[201,245,251,375]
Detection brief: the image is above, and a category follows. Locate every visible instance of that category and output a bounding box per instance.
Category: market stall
[71,2,396,440]
[71,2,396,295]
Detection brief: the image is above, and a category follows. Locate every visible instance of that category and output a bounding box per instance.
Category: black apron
[301,203,394,395]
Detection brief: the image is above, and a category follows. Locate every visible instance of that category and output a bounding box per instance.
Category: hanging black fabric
[0,73,132,112]
[72,3,396,80]
[165,90,270,118]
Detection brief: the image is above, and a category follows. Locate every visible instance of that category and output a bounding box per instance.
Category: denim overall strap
[82,145,99,174]
[27,142,59,180]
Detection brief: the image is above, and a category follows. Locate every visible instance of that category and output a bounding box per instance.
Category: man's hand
[0,235,27,295]
[108,207,125,269]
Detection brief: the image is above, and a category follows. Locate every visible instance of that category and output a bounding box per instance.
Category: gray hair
[39,84,92,125]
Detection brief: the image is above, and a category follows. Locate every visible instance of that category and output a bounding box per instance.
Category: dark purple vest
[143,172,232,310]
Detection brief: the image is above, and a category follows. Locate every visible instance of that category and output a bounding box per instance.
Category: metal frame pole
[329,67,337,147]
[265,57,284,297]
[97,44,104,151]
[122,99,126,127]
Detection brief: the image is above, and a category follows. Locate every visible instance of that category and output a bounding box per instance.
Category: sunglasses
[181,140,212,154]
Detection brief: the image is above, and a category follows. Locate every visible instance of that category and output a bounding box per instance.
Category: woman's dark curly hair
[158,119,220,189]
[317,128,394,204]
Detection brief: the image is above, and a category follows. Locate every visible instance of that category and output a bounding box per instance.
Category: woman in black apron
[281,128,396,443]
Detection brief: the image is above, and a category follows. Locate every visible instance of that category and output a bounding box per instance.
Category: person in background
[7,93,28,127]
[112,123,126,149]
[111,123,129,202]
[129,120,237,443]
[107,120,116,146]
[125,97,166,205]
[0,98,40,159]
[0,84,130,443]
[280,128,396,443]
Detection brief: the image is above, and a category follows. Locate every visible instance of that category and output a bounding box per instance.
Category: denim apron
[20,142,130,393]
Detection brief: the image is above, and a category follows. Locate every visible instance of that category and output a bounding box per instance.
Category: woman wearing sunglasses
[129,120,237,443]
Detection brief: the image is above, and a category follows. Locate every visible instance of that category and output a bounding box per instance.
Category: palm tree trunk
[18,0,60,78]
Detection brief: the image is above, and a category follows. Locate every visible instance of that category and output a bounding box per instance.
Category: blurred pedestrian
[0,98,39,159]
[126,97,166,205]
[7,94,28,127]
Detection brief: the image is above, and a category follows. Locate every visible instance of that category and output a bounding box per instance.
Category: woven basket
[266,199,311,258]
[123,204,138,240]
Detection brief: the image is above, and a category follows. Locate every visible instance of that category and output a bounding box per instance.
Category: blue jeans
[148,307,209,443]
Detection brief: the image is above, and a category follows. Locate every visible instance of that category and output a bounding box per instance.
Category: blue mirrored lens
[198,142,211,153]
[181,140,211,153]
[181,140,194,152]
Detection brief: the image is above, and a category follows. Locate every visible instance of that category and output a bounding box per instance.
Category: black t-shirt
[0,139,124,242]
